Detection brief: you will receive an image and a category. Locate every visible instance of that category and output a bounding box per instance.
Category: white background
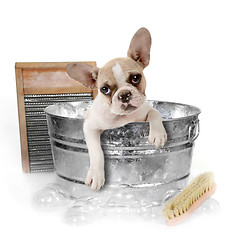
[1,0,236,239]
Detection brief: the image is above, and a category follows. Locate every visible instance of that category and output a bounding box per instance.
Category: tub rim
[44,100,201,123]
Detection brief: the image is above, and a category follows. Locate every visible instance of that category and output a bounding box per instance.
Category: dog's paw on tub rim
[148,132,167,149]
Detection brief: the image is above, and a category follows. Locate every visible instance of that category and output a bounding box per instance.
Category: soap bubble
[86,198,106,217]
[68,196,107,220]
[33,183,71,210]
[161,189,182,205]
[67,183,92,199]
[139,202,153,219]
[106,193,139,207]
[76,195,93,202]
[105,193,139,219]
[64,205,93,226]
[148,206,164,223]
[87,197,105,206]
[129,202,142,217]
[71,196,92,208]
[145,189,163,206]
[105,206,128,219]
[195,198,220,215]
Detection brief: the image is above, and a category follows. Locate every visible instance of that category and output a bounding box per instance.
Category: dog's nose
[118,90,132,103]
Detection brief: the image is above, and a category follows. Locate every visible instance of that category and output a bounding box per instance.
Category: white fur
[112,63,126,85]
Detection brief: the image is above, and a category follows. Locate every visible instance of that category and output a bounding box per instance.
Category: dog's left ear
[127,27,152,68]
[66,63,99,89]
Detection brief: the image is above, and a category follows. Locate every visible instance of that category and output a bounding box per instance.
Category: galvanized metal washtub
[45,101,200,204]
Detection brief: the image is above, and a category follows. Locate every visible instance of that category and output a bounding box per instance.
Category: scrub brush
[162,172,217,226]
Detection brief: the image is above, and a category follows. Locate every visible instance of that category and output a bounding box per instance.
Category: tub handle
[188,119,200,143]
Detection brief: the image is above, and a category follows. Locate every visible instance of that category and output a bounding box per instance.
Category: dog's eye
[130,74,142,85]
[100,86,112,95]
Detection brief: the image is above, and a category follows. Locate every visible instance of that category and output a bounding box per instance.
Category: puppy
[66,28,167,191]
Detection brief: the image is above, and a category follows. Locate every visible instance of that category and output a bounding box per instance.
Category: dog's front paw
[149,126,167,149]
[85,166,105,191]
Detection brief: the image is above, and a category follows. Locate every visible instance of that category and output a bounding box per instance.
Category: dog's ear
[66,63,99,89]
[127,27,152,68]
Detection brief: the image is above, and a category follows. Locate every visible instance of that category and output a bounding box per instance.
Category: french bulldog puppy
[66,28,167,191]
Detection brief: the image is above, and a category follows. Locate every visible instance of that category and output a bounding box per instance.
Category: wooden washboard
[15,62,97,173]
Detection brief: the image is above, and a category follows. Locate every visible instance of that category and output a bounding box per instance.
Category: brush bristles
[162,172,215,220]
